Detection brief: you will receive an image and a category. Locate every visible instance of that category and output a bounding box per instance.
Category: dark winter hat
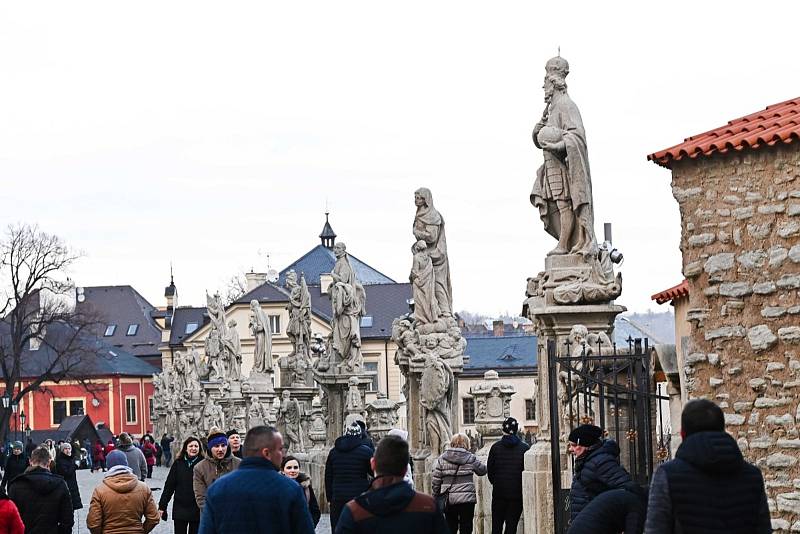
[11,441,23,451]
[568,424,603,447]
[345,423,362,437]
[106,450,129,469]
[226,429,241,438]
[502,417,519,435]
[207,430,228,449]
[118,432,133,446]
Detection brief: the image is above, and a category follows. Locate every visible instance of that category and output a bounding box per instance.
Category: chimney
[493,320,504,337]
[245,272,267,292]
[320,273,334,294]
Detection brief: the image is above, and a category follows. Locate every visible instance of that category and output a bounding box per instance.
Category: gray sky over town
[2,2,798,316]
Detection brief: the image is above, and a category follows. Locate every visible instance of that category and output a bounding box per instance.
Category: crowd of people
[0,398,773,533]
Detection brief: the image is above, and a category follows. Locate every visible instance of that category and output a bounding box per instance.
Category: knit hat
[387,428,408,441]
[568,424,603,447]
[106,450,129,469]
[118,432,133,446]
[207,428,228,449]
[502,417,519,435]
[11,441,23,451]
[225,429,240,438]
[344,423,362,437]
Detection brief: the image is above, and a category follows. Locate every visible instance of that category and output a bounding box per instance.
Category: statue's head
[545,56,569,78]
[413,240,427,253]
[250,299,259,311]
[286,270,297,287]
[424,336,437,350]
[414,187,433,208]
[348,376,359,386]
[282,390,291,399]
[228,319,237,327]
[333,242,347,258]
[569,324,588,344]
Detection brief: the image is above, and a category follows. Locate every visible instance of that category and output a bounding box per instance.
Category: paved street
[75,466,331,533]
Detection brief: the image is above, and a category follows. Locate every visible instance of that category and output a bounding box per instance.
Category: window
[360,316,373,328]
[185,322,198,335]
[269,315,281,335]
[125,397,137,424]
[126,324,139,336]
[148,397,154,422]
[104,325,116,336]
[52,398,85,425]
[526,399,536,421]
[462,398,475,425]
[364,362,379,392]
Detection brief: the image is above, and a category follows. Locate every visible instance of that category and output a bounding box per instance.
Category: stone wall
[670,143,800,530]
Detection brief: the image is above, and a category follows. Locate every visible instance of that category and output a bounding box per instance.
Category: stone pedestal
[520,300,624,534]
[313,369,376,445]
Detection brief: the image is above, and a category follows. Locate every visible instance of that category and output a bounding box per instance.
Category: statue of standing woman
[530,56,598,258]
[249,300,273,374]
[330,242,366,372]
[413,188,453,318]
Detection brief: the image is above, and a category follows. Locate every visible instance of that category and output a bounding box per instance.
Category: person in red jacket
[92,440,106,473]
[0,490,24,534]
[142,436,157,479]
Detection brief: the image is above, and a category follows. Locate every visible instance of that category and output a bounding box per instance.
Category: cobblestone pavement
[75,466,332,533]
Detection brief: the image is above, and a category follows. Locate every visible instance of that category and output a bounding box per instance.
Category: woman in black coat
[53,442,83,510]
[281,455,321,526]
[159,436,203,534]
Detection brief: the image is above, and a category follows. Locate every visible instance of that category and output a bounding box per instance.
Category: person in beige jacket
[193,428,240,513]
[86,450,160,534]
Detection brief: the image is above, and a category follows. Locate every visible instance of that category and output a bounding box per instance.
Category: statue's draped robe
[410,251,440,325]
[413,189,453,316]
[530,91,597,255]
[251,307,272,373]
[331,255,365,362]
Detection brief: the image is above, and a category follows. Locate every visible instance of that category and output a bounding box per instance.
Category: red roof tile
[651,280,689,305]
[648,97,800,168]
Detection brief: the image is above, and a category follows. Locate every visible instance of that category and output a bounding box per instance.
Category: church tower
[319,212,337,249]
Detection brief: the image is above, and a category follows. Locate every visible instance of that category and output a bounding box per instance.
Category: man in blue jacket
[199,426,315,534]
[326,422,374,530]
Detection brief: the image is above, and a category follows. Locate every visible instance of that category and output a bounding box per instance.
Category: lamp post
[20,411,26,444]
[1,393,9,443]
[11,401,18,443]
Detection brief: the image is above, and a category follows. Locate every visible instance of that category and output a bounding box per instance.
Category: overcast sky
[2,2,798,317]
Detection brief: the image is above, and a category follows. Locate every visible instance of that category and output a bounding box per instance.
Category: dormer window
[126,324,139,336]
[185,322,198,335]
[104,325,116,337]
[360,316,373,328]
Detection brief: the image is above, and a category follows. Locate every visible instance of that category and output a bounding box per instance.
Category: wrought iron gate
[547,336,668,533]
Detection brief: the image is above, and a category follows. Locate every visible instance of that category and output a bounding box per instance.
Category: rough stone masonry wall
[671,143,800,531]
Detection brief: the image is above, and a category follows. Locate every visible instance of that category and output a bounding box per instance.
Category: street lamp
[25,426,31,439]
[1,393,9,410]
[11,401,18,442]
[20,411,26,443]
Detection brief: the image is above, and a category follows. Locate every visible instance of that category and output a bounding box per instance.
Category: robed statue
[413,188,453,318]
[249,300,273,374]
[330,242,366,372]
[530,56,598,257]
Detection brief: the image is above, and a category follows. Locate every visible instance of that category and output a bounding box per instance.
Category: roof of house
[463,334,538,375]
[233,281,412,340]
[651,280,689,305]
[28,415,101,447]
[168,307,208,346]
[277,245,395,287]
[5,321,161,379]
[76,286,162,358]
[648,97,800,168]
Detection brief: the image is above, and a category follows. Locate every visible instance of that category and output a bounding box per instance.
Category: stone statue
[173,351,188,393]
[409,240,440,325]
[186,344,202,390]
[286,270,312,359]
[530,56,597,258]
[224,319,242,381]
[248,397,271,428]
[278,390,303,452]
[205,327,225,381]
[345,376,364,414]
[308,397,327,448]
[420,353,454,456]
[206,291,229,338]
[249,300,273,374]
[330,242,365,372]
[413,188,452,317]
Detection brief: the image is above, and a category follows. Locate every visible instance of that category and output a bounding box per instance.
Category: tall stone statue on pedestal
[413,188,452,319]
[249,299,272,374]
[330,242,366,372]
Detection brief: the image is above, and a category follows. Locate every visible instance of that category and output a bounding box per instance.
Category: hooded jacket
[569,439,632,520]
[296,472,321,527]
[431,447,487,505]
[487,434,529,500]
[7,466,73,534]
[54,451,83,510]
[198,457,314,534]
[86,466,160,534]
[116,443,148,482]
[645,431,771,534]
[192,449,240,513]
[325,434,373,503]
[336,476,449,534]
[159,453,202,522]
[0,455,27,491]
[0,497,24,534]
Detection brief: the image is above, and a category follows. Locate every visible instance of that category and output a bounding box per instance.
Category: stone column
[469,371,516,534]
[521,302,624,534]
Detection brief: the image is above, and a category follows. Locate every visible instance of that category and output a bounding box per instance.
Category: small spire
[319,211,337,249]
[165,263,177,297]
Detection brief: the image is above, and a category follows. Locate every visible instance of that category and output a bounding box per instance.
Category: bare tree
[0,224,105,442]
[220,273,248,307]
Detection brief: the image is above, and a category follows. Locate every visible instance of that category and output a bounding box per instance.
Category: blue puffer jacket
[569,439,632,520]
[325,435,374,504]
[198,457,314,534]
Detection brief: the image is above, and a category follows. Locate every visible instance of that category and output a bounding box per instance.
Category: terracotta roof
[651,280,689,305]
[648,97,800,168]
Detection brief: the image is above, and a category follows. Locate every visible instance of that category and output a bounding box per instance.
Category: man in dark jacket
[1,441,27,491]
[567,488,644,534]
[161,434,175,467]
[645,399,771,534]
[567,424,632,521]
[336,434,448,534]
[198,426,314,534]
[326,423,374,531]
[487,417,529,534]
[8,446,74,534]
[116,432,148,481]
